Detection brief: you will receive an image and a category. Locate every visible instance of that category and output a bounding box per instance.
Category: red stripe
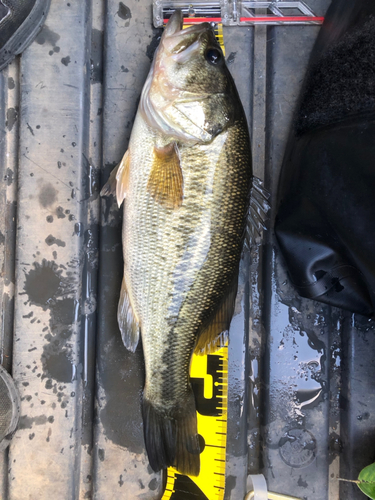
[163,17,221,23]
[240,15,324,23]
[163,16,324,24]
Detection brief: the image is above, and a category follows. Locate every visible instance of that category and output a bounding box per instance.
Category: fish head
[140,10,237,143]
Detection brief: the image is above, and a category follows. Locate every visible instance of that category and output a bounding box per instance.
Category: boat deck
[0,0,374,498]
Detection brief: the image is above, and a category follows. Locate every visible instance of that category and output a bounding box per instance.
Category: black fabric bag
[275,0,375,316]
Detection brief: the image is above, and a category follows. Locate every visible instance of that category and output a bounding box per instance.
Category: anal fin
[117,277,140,352]
[194,278,238,356]
[147,142,183,209]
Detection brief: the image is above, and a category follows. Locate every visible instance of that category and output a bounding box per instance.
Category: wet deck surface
[0,0,375,499]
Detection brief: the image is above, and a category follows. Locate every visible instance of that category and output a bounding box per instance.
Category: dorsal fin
[245,176,270,248]
[194,278,238,356]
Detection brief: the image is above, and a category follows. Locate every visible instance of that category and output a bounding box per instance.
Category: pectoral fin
[147,143,183,209]
[194,278,238,356]
[118,277,140,353]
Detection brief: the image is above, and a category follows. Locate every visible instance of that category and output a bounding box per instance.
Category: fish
[101,10,269,477]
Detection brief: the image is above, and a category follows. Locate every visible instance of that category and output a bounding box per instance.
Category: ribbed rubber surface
[0,365,20,451]
[0,0,51,71]
[0,378,12,437]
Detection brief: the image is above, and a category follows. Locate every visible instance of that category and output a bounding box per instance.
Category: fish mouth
[164,9,211,37]
[162,9,211,56]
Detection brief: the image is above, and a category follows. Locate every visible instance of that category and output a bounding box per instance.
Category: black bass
[101,10,268,477]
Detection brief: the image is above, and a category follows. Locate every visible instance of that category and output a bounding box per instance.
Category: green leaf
[358,462,375,499]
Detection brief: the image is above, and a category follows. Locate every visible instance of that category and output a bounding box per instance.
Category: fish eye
[205,48,222,65]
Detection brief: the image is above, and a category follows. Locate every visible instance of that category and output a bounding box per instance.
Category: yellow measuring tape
[213,23,225,55]
[162,344,229,500]
[161,21,227,500]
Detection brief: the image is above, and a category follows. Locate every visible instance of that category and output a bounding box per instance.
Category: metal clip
[245,474,302,500]
[188,3,195,17]
[245,493,303,500]
[153,0,324,28]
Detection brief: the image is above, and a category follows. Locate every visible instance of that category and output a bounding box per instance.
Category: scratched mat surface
[0,0,374,499]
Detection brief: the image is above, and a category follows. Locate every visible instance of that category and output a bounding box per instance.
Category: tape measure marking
[162,344,229,500]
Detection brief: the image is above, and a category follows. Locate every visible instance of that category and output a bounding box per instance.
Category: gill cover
[140,10,232,144]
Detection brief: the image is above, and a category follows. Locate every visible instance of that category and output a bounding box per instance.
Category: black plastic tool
[275,0,375,315]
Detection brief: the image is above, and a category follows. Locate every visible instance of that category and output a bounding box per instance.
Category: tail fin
[142,389,200,476]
